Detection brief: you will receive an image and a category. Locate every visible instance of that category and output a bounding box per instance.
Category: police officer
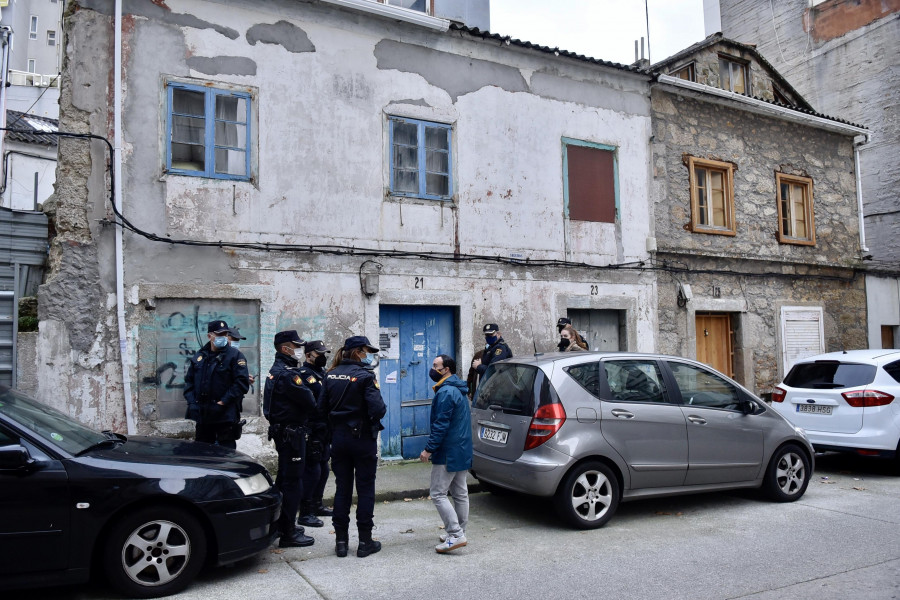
[183,320,250,449]
[472,323,513,377]
[321,336,386,558]
[297,340,333,528]
[264,330,316,548]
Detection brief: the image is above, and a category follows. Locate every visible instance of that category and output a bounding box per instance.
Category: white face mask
[230,341,240,350]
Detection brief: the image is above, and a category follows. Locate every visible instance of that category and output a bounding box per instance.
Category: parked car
[470,352,813,529]
[771,350,900,461]
[0,387,280,598]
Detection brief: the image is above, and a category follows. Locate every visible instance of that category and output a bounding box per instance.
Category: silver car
[470,353,814,529]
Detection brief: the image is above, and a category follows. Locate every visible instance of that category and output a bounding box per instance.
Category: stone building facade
[651,37,868,394]
[713,0,900,349]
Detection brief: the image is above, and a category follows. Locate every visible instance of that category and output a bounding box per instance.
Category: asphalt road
[25,453,900,600]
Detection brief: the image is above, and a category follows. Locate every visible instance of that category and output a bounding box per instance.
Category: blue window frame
[389,116,452,200]
[562,137,619,223]
[166,82,251,180]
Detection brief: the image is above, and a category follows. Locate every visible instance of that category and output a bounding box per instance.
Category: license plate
[480,427,508,444]
[797,404,833,415]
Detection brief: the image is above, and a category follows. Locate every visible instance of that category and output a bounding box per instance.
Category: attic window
[671,63,695,82]
[379,0,432,14]
[718,55,749,95]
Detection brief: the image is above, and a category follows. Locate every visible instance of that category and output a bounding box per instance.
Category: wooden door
[696,313,733,377]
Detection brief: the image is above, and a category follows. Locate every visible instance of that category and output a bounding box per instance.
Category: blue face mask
[230,341,240,350]
[360,353,374,365]
[485,335,498,345]
[212,336,228,349]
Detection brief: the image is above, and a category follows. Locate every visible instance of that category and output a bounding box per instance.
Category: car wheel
[763,444,810,502]
[103,505,207,599]
[553,461,619,529]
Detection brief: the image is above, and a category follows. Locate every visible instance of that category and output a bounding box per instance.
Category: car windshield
[0,386,107,455]
[783,361,876,389]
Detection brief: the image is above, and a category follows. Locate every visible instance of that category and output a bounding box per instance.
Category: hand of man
[419,450,432,463]
[472,358,481,369]
[217,401,225,406]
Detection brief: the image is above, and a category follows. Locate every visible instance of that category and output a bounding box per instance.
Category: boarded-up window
[565,142,617,223]
[780,307,824,374]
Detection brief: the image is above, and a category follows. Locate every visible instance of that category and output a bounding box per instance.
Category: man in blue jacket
[419,354,472,554]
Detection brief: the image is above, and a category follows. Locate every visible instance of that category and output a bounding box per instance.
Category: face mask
[360,353,373,365]
[212,336,228,349]
[485,335,498,345]
[230,341,240,350]
[429,368,444,382]
[314,354,328,368]
[294,349,305,361]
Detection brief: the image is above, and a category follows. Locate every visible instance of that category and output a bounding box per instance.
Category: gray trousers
[430,463,469,538]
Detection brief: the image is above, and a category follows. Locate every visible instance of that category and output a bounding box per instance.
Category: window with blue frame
[166,82,251,180]
[389,117,452,200]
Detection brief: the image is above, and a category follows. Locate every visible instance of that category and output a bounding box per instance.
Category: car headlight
[234,473,271,496]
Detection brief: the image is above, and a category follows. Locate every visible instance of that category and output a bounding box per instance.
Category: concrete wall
[866,275,899,349]
[651,87,866,391]
[45,0,655,446]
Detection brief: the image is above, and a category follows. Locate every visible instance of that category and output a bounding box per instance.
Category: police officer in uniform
[183,320,250,449]
[264,330,316,548]
[297,340,333,528]
[321,336,386,558]
[472,323,513,377]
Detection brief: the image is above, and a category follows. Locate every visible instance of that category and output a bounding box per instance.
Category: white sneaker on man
[435,535,467,553]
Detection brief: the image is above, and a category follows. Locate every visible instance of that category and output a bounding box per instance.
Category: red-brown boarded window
[566,144,616,223]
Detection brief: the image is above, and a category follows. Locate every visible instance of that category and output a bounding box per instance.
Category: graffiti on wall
[142,300,260,420]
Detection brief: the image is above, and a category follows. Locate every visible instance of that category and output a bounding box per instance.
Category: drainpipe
[854,134,870,254]
[0,27,12,186]
[114,0,136,434]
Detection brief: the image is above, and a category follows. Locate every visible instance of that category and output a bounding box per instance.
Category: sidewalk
[321,459,482,504]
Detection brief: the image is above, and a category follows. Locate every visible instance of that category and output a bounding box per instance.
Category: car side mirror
[0,444,35,470]
[739,399,756,415]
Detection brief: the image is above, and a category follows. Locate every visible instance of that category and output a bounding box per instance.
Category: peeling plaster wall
[48,0,656,450]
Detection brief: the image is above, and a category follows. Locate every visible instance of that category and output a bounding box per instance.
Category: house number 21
[414,277,425,289]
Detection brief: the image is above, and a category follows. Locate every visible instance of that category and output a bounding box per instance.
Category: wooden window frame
[671,62,695,82]
[687,156,736,236]
[718,54,750,95]
[775,173,815,246]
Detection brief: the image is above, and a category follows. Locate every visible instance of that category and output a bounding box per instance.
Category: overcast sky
[490,0,708,66]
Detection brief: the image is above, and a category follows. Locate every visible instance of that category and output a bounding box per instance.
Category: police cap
[226,326,246,340]
[208,320,229,334]
[482,323,500,334]
[344,336,381,353]
[557,317,572,327]
[305,340,330,353]
[274,330,305,347]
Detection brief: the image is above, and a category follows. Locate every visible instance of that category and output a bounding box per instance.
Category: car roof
[793,349,900,365]
[499,351,708,367]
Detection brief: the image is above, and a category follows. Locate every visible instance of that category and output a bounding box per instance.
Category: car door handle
[687,415,707,425]
[611,409,634,419]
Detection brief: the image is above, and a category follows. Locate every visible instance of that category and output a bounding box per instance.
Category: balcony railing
[7,69,59,88]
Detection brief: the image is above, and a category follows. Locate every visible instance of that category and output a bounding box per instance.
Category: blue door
[378,305,457,459]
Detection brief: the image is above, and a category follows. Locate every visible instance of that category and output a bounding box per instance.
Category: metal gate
[378,305,457,459]
[0,207,48,387]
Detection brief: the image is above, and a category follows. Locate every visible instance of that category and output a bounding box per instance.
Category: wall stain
[246,20,315,53]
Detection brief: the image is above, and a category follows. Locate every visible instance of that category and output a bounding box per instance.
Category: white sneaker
[435,535,467,553]
[439,530,465,542]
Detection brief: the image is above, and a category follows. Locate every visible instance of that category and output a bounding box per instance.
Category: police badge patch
[237,359,246,366]
[373,380,380,390]
[197,355,203,362]
[495,349,502,355]
[293,375,302,385]
[307,376,316,384]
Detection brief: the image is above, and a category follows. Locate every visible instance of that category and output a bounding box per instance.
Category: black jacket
[264,353,316,425]
[321,361,386,435]
[183,343,250,424]
[476,337,512,375]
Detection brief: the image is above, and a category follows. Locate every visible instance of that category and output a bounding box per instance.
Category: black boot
[278,529,315,548]
[297,503,324,527]
[357,529,381,558]
[314,502,334,517]
[335,530,349,558]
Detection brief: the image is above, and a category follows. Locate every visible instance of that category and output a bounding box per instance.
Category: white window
[29,16,39,40]
[47,31,56,47]
[27,59,36,73]
[780,307,825,374]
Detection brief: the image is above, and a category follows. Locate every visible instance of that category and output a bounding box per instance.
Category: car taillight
[523,403,566,451]
[841,390,895,407]
[771,387,787,403]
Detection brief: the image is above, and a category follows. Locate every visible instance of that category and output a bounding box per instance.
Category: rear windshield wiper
[76,430,127,456]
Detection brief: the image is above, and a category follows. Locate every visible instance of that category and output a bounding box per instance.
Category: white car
[771,350,900,461]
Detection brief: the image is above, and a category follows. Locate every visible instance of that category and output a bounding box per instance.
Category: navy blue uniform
[321,361,386,537]
[265,353,317,535]
[300,362,331,510]
[183,343,250,449]
[475,337,513,375]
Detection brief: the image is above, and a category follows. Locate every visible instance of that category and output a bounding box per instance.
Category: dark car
[0,387,280,598]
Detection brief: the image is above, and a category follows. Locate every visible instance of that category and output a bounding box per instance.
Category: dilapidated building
[650,34,868,394]
[37,0,661,459]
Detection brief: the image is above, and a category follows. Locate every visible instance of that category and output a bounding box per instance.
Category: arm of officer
[221,352,251,407]
[183,358,197,405]
[423,389,453,455]
[364,376,387,423]
[285,372,317,413]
